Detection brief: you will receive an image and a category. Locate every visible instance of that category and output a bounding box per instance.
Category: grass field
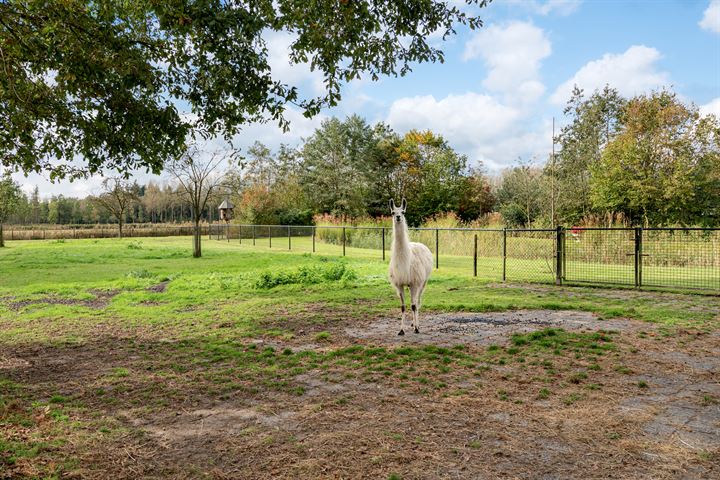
[1,237,719,478]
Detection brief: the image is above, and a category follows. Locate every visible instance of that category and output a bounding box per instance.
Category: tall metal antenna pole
[551,117,556,227]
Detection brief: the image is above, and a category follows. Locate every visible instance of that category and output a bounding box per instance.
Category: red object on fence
[570,226,583,238]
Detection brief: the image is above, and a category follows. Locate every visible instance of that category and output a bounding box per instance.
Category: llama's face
[389,199,407,224]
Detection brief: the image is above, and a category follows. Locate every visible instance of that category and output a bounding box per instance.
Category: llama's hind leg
[413,281,428,334]
[410,284,421,334]
[395,285,407,336]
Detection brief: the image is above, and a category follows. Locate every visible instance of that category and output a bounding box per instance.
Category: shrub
[254,262,357,289]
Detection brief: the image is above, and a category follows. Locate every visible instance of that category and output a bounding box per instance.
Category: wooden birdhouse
[218,199,234,222]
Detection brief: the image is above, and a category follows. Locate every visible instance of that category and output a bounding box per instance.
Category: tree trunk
[118,218,123,239]
[0,223,4,247]
[193,219,202,258]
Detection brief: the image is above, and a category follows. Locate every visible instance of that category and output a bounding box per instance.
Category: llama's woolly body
[389,241,433,288]
[388,199,433,335]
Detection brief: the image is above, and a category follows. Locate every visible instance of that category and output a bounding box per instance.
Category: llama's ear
[389,198,395,210]
[401,198,407,211]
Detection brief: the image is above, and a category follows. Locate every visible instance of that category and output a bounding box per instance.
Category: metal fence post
[502,228,507,282]
[288,225,291,250]
[473,234,478,277]
[435,229,439,269]
[252,225,256,246]
[635,227,644,288]
[562,228,567,281]
[634,227,641,288]
[312,226,316,253]
[382,227,386,261]
[342,227,346,256]
[555,226,564,285]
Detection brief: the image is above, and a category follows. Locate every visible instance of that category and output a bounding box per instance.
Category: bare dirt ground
[346,309,643,346]
[2,309,719,479]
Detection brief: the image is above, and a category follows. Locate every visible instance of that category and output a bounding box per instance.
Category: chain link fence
[210,224,719,293]
[9,222,716,292]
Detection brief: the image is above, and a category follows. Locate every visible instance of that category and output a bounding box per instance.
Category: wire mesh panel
[346,227,385,253]
[209,224,719,293]
[404,228,505,279]
[313,226,346,256]
[564,228,636,286]
[406,228,434,257]
[474,230,504,281]
[288,226,314,252]
[504,229,556,283]
[643,228,720,291]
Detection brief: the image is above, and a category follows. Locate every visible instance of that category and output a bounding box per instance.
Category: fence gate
[562,228,638,287]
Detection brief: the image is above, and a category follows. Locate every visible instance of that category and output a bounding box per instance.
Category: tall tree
[590,91,720,226]
[29,186,40,224]
[457,168,495,222]
[554,85,626,223]
[301,116,376,221]
[167,146,228,258]
[496,160,545,227]
[0,173,22,246]
[388,130,468,225]
[94,178,139,238]
[236,143,310,225]
[1,0,491,180]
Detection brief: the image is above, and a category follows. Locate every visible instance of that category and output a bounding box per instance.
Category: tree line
[3,181,221,226]
[3,86,719,236]
[232,87,720,228]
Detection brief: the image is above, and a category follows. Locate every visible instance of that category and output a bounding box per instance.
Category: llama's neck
[392,220,411,257]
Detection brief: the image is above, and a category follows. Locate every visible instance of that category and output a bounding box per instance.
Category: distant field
[1,238,718,478]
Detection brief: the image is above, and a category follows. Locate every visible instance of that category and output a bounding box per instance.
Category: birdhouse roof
[218,199,234,210]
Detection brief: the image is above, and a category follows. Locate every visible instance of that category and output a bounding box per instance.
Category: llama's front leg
[410,284,420,334]
[396,286,406,336]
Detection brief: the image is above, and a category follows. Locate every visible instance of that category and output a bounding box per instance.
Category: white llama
[388,198,433,335]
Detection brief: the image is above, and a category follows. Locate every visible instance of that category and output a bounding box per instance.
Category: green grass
[536,388,551,399]
[1,237,716,338]
[0,236,716,477]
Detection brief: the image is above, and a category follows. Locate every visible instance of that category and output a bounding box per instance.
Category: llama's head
[389,198,407,224]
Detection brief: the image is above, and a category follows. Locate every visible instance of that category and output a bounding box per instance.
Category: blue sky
[14,0,720,198]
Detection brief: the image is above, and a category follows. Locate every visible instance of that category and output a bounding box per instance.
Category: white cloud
[235,107,326,148]
[385,92,550,171]
[700,0,720,33]
[11,171,109,200]
[700,97,720,117]
[387,93,519,143]
[506,0,582,16]
[463,21,551,104]
[550,45,670,105]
